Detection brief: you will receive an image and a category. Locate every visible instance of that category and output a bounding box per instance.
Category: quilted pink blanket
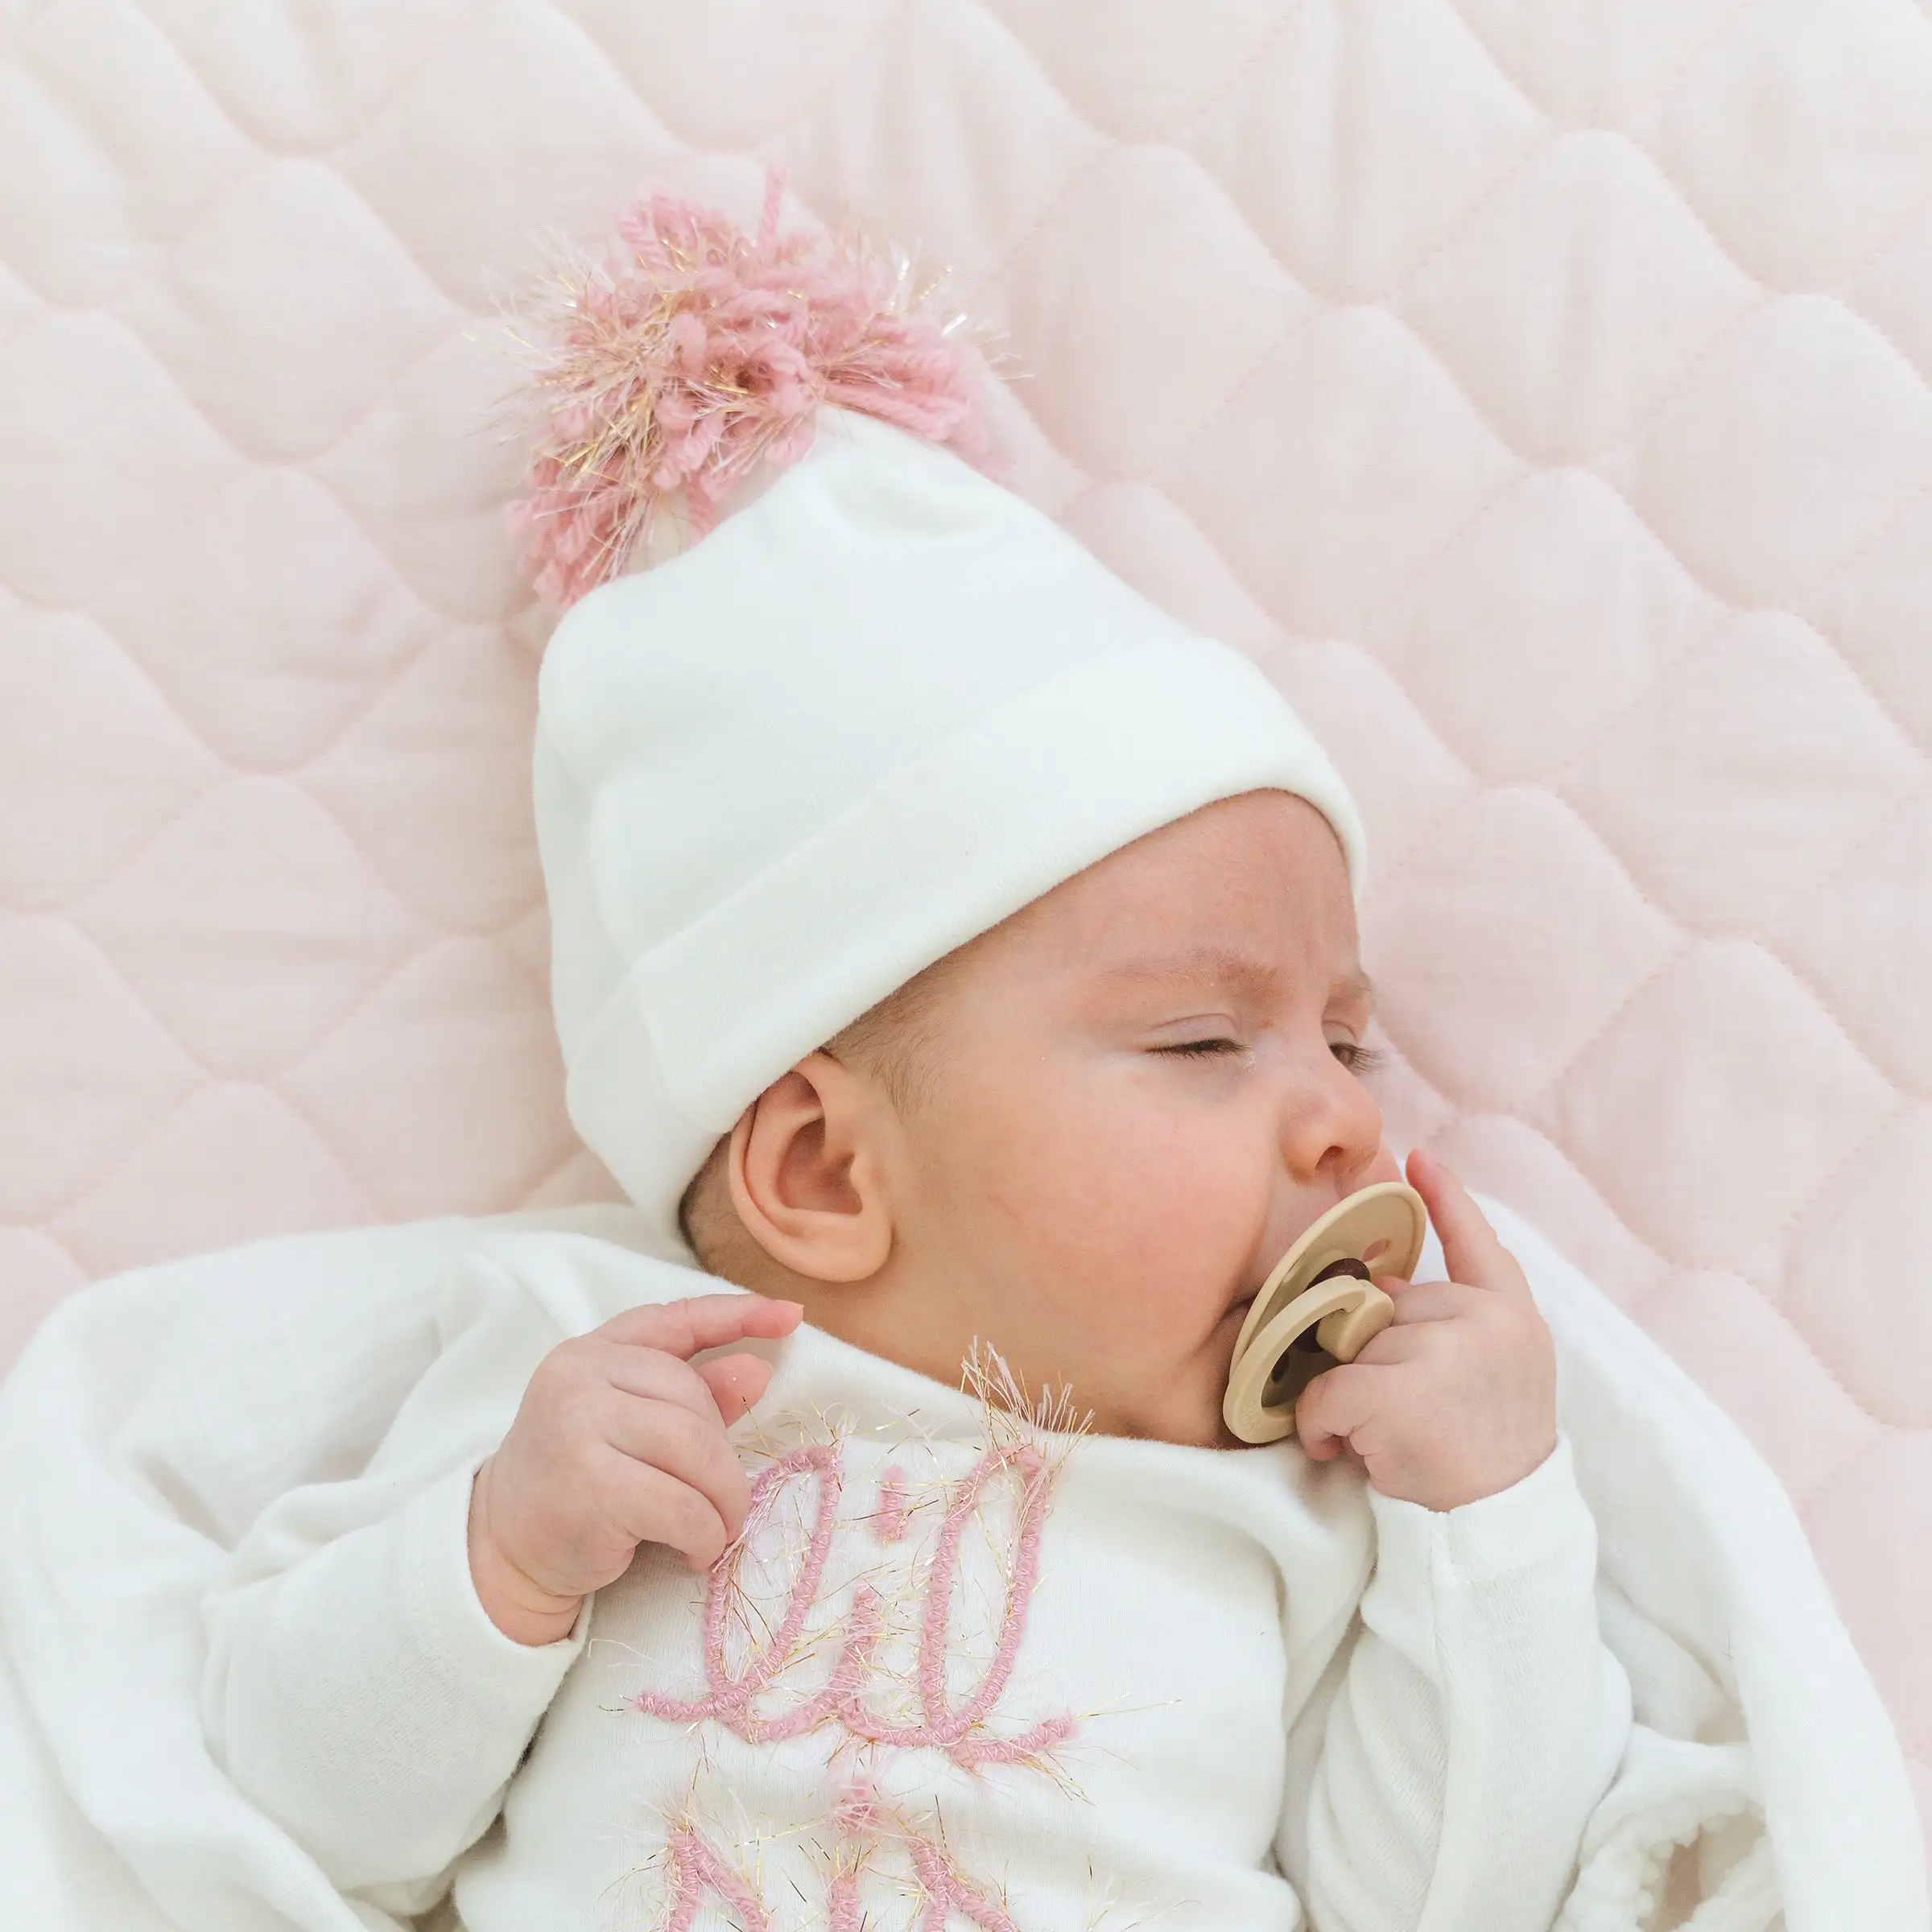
[1,0,1927,1869]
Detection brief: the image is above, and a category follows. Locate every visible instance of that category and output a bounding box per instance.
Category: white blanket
[0,1197,1922,1932]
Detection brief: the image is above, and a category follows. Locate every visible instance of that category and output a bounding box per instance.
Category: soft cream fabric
[0,1201,1920,1930]
[201,1238,1620,1932]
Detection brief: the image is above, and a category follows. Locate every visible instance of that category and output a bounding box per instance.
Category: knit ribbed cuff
[399,1461,591,1695]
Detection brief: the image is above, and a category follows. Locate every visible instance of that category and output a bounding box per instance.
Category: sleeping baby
[197,193,1633,1931]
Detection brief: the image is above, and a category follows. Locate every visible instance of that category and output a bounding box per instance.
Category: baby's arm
[200,1256,797,1910]
[1281,1157,1633,1930]
[1288,1435,1632,1931]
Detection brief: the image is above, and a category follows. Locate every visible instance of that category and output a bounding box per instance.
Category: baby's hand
[1295,1150,1556,1513]
[468,1293,803,1645]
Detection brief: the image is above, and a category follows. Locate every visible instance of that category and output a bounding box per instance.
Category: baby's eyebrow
[1099,945,1280,993]
[1336,968,1377,1007]
[1099,947,1376,1008]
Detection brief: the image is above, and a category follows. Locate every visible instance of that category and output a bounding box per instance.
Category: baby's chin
[1130,1399,1243,1451]
[1100,1357,1243,1449]
[997,1303,1253,1447]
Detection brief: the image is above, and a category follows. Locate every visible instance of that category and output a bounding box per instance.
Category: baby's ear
[727,1053,895,1283]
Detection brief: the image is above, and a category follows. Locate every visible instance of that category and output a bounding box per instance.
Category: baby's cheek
[941,1059,1254,1337]
[1065,1148,1253,1335]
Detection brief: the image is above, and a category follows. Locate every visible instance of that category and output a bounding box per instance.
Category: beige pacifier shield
[1224,1182,1427,1445]
[1224,1279,1396,1444]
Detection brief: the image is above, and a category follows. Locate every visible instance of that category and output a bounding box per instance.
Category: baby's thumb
[696,1351,774,1425]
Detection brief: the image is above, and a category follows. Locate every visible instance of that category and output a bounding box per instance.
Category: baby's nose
[1274,1052,1387,1187]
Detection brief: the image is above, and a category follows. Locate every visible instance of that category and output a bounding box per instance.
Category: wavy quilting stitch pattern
[0,0,1926,1852]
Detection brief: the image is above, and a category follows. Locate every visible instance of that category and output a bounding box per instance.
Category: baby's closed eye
[1154,1037,1244,1059]
[1152,1038,1384,1073]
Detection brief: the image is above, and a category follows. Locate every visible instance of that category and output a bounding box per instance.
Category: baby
[199,208,1632,1932]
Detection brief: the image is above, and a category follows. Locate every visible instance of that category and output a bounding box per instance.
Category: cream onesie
[202,1232,1632,1932]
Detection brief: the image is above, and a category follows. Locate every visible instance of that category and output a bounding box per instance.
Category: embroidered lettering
[634,1439,1075,1772]
[657,1823,770,1932]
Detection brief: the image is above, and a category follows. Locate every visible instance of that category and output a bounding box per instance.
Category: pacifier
[1223,1181,1429,1445]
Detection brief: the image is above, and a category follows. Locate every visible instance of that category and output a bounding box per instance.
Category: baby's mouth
[1232,1193,1351,1324]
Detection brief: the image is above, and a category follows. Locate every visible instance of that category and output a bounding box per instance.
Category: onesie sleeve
[1281,1432,1633,1932]
[200,1250,588,1916]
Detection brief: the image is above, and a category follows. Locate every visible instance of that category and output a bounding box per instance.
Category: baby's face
[865,789,1397,1447]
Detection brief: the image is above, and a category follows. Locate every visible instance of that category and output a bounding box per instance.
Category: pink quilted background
[1,0,1927,1855]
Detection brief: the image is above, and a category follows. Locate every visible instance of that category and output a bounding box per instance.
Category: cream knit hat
[518,192,1366,1247]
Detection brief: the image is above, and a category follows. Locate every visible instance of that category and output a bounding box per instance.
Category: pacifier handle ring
[1314,1277,1393,1360]
[1231,1182,1426,1370]
[1223,1277,1395,1444]
[1223,1181,1426,1446]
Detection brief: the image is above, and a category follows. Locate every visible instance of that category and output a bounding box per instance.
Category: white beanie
[532,408,1366,1245]
[512,184,1367,1243]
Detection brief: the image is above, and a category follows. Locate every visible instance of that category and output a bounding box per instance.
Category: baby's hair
[675,1138,741,1277]
[676,947,966,1275]
[824,945,964,1114]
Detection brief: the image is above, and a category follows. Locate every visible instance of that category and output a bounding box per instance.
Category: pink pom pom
[507,171,991,606]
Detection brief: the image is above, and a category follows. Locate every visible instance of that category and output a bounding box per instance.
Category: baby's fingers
[1379,1278,1478,1326]
[598,1397,751,1554]
[598,1293,803,1362]
[1293,1361,1383,1463]
[696,1351,774,1426]
[1405,1150,1527,1300]
[597,1451,735,1571]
